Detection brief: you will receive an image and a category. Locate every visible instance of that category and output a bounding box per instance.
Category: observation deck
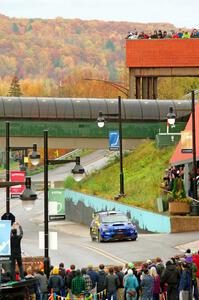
[126,39,199,99]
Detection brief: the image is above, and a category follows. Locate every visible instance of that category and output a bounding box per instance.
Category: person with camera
[10,221,24,281]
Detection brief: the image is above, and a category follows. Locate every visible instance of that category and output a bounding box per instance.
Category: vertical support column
[184,164,190,196]
[136,77,141,99]
[142,77,148,99]
[153,77,158,99]
[148,77,153,99]
[6,121,10,215]
[44,130,50,278]
[128,68,135,99]
[191,90,197,200]
[118,96,124,196]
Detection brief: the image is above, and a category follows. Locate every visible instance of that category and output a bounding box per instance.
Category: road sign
[109,131,119,151]
[10,171,25,198]
[48,188,66,221]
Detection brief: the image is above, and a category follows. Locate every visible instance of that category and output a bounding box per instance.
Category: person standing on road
[123,269,138,300]
[34,267,48,300]
[149,267,160,300]
[105,267,120,300]
[66,264,76,297]
[140,268,154,300]
[160,260,180,300]
[114,266,124,300]
[48,266,64,296]
[81,268,92,294]
[87,264,99,295]
[71,269,86,298]
[97,264,107,300]
[10,221,24,281]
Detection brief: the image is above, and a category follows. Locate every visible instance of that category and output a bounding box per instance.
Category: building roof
[170,102,199,166]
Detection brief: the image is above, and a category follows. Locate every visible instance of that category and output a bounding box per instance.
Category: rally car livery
[90,211,138,242]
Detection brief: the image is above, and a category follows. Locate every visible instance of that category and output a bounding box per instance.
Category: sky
[0,0,198,28]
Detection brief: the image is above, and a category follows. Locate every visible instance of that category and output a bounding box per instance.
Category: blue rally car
[90,211,138,242]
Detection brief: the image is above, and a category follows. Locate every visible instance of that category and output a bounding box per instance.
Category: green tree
[12,23,19,33]
[7,76,22,97]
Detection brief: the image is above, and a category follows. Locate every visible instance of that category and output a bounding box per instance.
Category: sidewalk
[175,240,199,253]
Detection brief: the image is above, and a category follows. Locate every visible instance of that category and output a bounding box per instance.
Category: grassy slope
[65,141,174,211]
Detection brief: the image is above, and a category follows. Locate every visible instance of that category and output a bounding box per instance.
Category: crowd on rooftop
[126,28,199,40]
[2,249,199,300]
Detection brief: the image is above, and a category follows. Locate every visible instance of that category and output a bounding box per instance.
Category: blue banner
[109,131,119,151]
[0,220,11,256]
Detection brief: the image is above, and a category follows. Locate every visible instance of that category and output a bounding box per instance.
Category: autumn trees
[7,76,22,97]
[0,14,199,99]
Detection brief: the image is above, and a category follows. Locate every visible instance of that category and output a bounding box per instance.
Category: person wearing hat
[48,266,64,296]
[34,267,48,300]
[124,269,138,300]
[185,255,199,300]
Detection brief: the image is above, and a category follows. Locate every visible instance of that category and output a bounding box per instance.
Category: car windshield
[101,214,129,223]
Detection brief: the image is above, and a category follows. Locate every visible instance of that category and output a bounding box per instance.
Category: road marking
[81,244,128,265]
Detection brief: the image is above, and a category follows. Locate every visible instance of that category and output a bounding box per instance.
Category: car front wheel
[90,229,95,241]
[97,231,102,243]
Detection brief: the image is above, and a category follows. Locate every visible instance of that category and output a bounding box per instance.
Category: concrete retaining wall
[65,190,171,233]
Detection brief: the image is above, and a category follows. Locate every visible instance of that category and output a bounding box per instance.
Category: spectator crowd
[2,249,199,300]
[162,165,199,199]
[126,28,199,40]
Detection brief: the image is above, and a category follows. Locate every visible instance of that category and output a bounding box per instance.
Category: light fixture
[167,106,176,127]
[20,177,37,211]
[29,144,40,166]
[71,156,85,182]
[97,112,105,128]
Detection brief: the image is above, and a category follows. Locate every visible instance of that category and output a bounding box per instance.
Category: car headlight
[101,227,109,232]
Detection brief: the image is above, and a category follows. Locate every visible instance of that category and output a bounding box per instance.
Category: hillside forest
[0,14,199,99]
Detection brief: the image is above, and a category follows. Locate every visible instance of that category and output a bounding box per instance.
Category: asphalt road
[8,197,199,268]
[1,149,199,268]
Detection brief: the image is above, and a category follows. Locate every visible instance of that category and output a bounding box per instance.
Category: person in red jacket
[193,251,199,295]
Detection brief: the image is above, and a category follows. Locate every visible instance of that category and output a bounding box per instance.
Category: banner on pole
[39,231,57,250]
[10,171,26,198]
[48,188,66,221]
[109,131,119,151]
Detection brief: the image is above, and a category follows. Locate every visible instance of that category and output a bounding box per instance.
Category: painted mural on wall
[65,190,171,233]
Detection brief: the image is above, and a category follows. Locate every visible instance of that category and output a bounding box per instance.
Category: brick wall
[170,216,199,233]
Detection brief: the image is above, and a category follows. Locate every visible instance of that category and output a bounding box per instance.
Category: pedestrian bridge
[0,97,191,149]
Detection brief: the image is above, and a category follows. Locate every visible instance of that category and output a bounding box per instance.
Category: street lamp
[97,95,125,198]
[166,106,176,133]
[1,177,37,217]
[43,130,85,277]
[5,121,40,216]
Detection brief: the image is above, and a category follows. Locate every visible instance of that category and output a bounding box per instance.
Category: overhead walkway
[0,97,192,149]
